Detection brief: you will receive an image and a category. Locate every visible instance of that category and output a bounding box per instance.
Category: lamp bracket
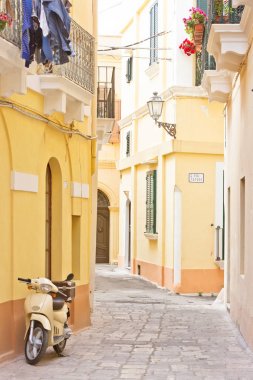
[157,122,176,138]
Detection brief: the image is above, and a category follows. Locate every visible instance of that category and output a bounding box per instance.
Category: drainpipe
[89,0,98,311]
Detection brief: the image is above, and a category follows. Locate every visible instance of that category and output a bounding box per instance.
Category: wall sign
[188,173,204,183]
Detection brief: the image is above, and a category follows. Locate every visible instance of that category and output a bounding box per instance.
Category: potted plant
[214,0,232,23]
[0,11,12,32]
[179,38,196,56]
[183,7,207,50]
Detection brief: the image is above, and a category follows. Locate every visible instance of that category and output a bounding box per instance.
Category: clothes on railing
[22,0,73,68]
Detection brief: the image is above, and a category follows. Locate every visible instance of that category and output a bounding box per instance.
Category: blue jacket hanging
[22,0,32,62]
[42,0,71,63]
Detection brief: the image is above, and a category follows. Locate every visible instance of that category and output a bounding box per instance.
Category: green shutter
[126,131,130,156]
[150,2,158,65]
[126,57,133,83]
[197,0,208,14]
[146,170,157,233]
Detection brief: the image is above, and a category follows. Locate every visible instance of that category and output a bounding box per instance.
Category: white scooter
[18,273,75,365]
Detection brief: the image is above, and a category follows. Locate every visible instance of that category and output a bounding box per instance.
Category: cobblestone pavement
[1,265,253,380]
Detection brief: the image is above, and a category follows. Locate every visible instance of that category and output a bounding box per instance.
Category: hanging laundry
[42,0,72,65]
[22,0,73,68]
[22,0,33,64]
[62,0,72,13]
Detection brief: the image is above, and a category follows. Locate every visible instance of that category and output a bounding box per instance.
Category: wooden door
[96,190,110,263]
[45,164,52,278]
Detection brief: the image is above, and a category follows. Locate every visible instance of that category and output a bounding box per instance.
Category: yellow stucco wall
[0,89,92,303]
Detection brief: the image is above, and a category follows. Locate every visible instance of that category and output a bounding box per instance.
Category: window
[145,170,157,234]
[126,57,133,83]
[126,131,131,157]
[97,66,115,118]
[150,2,158,65]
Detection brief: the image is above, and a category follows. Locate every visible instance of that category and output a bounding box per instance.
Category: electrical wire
[107,54,172,61]
[97,31,170,52]
[0,99,97,140]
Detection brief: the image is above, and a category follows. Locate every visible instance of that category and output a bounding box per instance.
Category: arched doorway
[96,190,110,263]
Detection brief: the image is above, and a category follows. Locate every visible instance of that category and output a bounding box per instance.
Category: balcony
[0,0,95,122]
[196,0,244,86]
[97,66,116,149]
[0,0,26,96]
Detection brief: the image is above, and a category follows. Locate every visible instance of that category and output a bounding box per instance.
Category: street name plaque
[188,173,204,183]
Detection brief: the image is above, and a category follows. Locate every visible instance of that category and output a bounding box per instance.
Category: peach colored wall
[0,285,90,363]
[134,259,223,294]
[226,42,253,351]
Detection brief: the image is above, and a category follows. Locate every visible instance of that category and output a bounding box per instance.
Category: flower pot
[193,23,204,51]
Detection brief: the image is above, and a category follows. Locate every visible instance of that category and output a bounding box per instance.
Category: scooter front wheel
[25,321,48,365]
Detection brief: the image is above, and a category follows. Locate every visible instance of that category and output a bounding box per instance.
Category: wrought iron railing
[196,0,244,86]
[0,0,22,47]
[55,19,95,94]
[0,2,95,94]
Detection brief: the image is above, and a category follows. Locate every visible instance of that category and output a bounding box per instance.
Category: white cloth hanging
[40,0,49,37]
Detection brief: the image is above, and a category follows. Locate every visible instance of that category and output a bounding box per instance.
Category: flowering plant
[183,7,207,38]
[179,38,196,56]
[0,12,12,32]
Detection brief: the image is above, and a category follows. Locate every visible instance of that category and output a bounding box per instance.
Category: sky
[98,0,123,35]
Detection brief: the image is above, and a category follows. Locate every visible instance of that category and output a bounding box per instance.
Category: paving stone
[1,264,253,380]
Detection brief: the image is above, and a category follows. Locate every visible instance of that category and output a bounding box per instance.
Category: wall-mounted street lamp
[147,92,176,138]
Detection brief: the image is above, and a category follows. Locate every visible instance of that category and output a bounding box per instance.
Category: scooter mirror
[65,273,74,281]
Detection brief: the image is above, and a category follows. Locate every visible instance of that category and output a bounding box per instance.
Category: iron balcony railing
[196,0,245,86]
[97,66,115,119]
[0,1,95,94]
[56,19,95,94]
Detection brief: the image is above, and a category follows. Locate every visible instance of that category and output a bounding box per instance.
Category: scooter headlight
[40,284,53,293]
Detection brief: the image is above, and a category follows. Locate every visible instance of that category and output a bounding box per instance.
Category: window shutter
[146,170,157,233]
[126,131,130,157]
[197,0,208,14]
[126,57,133,83]
[150,2,158,65]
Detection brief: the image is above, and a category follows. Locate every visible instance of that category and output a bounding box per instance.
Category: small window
[126,131,131,157]
[145,170,157,234]
[150,2,158,65]
[126,57,133,83]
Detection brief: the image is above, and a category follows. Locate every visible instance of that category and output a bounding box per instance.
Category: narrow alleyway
[1,265,253,380]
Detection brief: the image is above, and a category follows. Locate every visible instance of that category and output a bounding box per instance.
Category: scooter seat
[53,297,65,311]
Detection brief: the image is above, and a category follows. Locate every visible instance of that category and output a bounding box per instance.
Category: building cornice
[98,160,117,169]
[117,140,224,171]
[202,70,234,103]
[119,86,208,129]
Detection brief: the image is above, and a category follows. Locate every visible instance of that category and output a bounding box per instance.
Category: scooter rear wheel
[25,321,48,365]
[53,338,67,355]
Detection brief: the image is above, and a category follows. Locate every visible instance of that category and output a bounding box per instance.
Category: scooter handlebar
[18,277,31,283]
[57,289,68,298]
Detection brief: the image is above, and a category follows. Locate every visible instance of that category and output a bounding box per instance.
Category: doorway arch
[96,190,110,263]
[45,158,62,279]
